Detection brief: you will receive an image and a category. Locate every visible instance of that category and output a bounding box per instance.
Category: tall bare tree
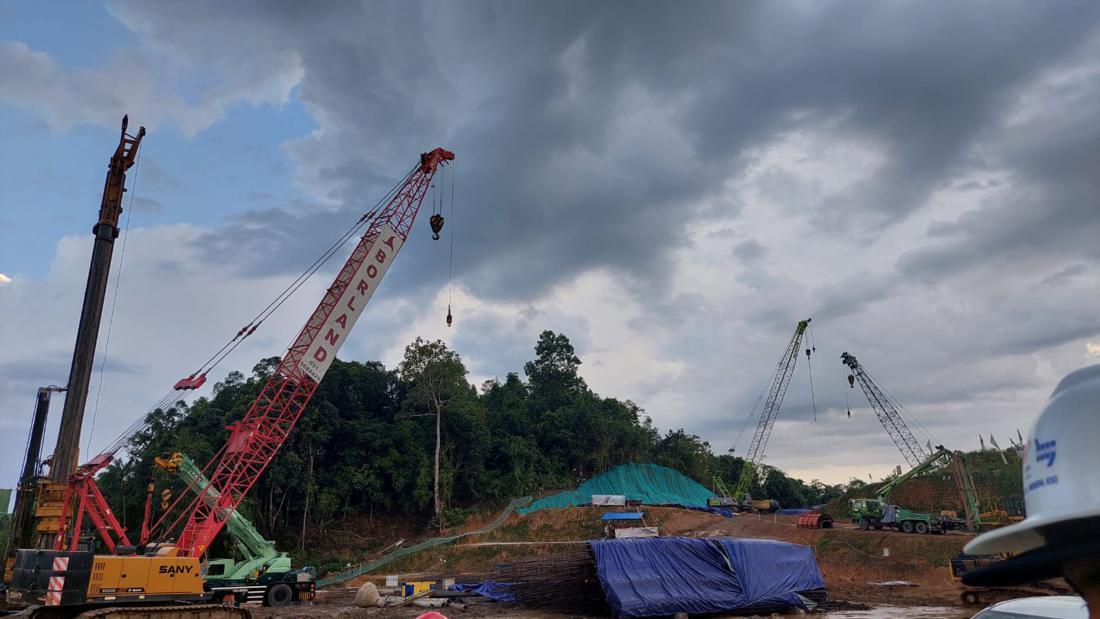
[399,338,468,532]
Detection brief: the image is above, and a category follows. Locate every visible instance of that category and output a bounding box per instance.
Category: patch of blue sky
[0,1,136,69]
[1,94,317,278]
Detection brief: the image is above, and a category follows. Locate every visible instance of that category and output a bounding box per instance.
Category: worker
[962,364,1100,617]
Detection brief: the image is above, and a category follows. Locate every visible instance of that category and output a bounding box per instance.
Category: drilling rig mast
[50,117,145,486]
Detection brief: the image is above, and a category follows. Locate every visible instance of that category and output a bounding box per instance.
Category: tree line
[96,331,843,556]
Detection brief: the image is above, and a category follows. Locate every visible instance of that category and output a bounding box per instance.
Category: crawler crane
[8,147,455,618]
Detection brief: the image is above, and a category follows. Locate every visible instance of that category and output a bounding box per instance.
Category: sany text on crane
[301,223,405,382]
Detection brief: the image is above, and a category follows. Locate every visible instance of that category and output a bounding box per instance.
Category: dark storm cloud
[79,0,1100,481]
[107,0,1100,305]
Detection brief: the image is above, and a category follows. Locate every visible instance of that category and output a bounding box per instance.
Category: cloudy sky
[2,1,1098,491]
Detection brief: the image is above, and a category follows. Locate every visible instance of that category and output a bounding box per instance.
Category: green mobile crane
[732,319,814,511]
[850,447,982,534]
[154,453,314,606]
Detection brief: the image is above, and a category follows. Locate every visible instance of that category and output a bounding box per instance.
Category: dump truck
[748,499,780,513]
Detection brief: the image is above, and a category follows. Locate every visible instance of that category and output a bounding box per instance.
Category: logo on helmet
[1034,438,1056,468]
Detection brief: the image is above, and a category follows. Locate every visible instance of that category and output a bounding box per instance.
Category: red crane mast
[170,147,454,557]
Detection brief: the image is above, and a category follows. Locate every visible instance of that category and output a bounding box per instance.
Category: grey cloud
[246,191,275,202]
[140,158,182,191]
[130,196,163,214]
[811,272,896,322]
[8,1,1098,483]
[1034,264,1088,289]
[732,240,765,263]
[109,1,1100,304]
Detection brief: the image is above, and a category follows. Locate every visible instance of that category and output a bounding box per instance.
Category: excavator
[151,453,312,606]
[6,142,455,617]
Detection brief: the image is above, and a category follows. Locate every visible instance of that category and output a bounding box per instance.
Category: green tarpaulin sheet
[518,463,714,514]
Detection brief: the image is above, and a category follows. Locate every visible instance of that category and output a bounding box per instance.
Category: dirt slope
[336,507,992,606]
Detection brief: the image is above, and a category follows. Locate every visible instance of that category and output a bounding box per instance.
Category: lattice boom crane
[732,318,812,501]
[174,148,454,557]
[841,351,931,468]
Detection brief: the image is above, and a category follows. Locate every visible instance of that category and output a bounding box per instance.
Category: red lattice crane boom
[173,148,454,557]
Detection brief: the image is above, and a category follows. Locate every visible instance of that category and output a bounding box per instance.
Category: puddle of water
[826,606,971,618]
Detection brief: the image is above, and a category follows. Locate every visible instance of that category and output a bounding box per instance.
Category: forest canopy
[97,331,843,553]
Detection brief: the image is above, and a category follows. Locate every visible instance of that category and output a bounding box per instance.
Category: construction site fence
[316,495,533,587]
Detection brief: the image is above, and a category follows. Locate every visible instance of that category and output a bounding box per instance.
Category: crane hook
[430,213,444,240]
[446,304,453,327]
[847,374,855,388]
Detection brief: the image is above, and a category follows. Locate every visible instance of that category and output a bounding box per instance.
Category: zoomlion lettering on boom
[1034,438,1056,467]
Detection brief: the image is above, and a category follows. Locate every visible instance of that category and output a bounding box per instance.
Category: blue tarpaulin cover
[448,581,516,602]
[591,538,744,617]
[590,537,824,617]
[687,506,736,518]
[719,538,825,609]
[601,512,645,521]
[777,508,812,516]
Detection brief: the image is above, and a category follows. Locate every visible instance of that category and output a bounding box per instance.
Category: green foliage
[100,331,835,553]
[0,512,11,558]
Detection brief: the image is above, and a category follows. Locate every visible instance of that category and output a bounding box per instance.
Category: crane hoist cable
[429,165,445,240]
[806,347,817,422]
[446,159,456,327]
[806,321,818,421]
[844,376,852,418]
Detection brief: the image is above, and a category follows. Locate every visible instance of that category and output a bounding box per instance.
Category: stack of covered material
[518,463,715,513]
[590,537,826,617]
[473,537,826,617]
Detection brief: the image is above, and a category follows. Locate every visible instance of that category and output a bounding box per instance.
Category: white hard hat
[963,364,1100,585]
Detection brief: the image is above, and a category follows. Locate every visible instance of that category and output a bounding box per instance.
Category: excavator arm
[155,453,279,564]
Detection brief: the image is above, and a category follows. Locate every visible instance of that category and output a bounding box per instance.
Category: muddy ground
[260,508,1069,617]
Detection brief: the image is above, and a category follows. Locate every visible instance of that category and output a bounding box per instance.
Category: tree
[524,331,586,411]
[653,429,714,482]
[399,338,470,532]
[91,330,840,558]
